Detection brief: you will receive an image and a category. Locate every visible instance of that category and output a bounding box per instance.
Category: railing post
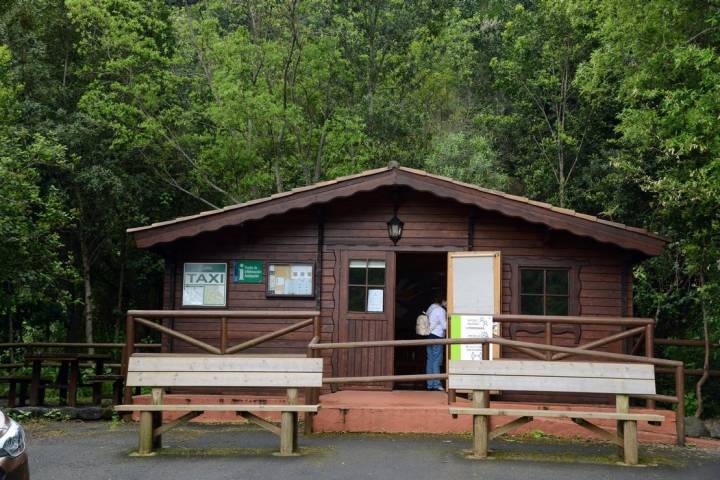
[544,321,552,360]
[645,322,655,409]
[122,314,135,406]
[304,322,321,436]
[313,315,321,339]
[220,317,228,354]
[675,364,685,447]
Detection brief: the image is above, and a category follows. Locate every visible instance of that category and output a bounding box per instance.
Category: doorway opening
[394,252,447,389]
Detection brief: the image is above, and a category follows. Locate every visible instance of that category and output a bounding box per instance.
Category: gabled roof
[128,166,667,256]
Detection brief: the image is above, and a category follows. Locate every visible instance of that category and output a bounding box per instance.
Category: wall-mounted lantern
[387,214,404,245]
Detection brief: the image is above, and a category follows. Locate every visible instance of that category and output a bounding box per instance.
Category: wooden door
[447,251,502,361]
[337,250,395,389]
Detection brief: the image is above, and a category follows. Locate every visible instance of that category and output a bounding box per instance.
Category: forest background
[0,0,718,415]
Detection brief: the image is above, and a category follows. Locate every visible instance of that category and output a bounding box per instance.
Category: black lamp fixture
[387,189,404,245]
[387,214,404,245]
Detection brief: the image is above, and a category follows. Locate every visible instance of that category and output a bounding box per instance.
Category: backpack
[416,312,430,336]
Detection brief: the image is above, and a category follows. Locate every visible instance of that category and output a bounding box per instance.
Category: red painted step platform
[129,390,720,448]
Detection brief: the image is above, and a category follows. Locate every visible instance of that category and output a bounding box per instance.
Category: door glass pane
[547,270,569,295]
[348,286,366,312]
[546,296,569,315]
[521,269,544,294]
[520,295,543,315]
[367,262,386,286]
[349,265,366,284]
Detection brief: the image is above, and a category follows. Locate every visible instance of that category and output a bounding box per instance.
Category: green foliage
[43,408,71,422]
[7,410,32,423]
[0,0,718,414]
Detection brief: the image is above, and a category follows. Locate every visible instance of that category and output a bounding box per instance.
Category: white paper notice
[460,315,494,360]
[367,288,384,312]
[182,286,204,306]
[289,265,313,295]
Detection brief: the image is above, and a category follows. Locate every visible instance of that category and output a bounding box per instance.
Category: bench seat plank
[128,355,323,373]
[115,404,320,413]
[449,407,663,422]
[449,374,655,394]
[449,360,654,379]
[126,371,322,388]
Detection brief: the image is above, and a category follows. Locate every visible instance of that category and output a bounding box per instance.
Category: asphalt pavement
[24,421,720,480]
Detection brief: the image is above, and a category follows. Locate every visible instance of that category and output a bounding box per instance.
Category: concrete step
[313,391,678,441]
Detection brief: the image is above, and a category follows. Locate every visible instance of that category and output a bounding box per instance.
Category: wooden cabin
[128,166,666,400]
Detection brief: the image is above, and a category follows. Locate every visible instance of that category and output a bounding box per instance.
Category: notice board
[267,263,314,297]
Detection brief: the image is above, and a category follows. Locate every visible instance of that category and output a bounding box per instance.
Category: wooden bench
[448,360,664,465]
[1,375,50,408]
[85,374,124,405]
[115,354,323,456]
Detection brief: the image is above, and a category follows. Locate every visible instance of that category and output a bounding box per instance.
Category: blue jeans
[426,334,443,389]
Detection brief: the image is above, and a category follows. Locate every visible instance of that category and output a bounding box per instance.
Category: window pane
[367,265,385,286]
[349,286,366,312]
[521,269,544,294]
[547,270,569,295]
[349,266,366,285]
[520,295,544,315]
[349,260,367,268]
[546,296,569,315]
[368,260,386,269]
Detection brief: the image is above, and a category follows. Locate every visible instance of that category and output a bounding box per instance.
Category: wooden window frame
[347,258,387,314]
[507,257,583,316]
[519,267,570,316]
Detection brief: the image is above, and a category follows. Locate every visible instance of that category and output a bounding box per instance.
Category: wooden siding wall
[160,187,636,399]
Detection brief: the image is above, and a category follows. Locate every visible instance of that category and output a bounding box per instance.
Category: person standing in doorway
[426,297,447,391]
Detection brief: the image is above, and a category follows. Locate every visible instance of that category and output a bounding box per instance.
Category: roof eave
[128,166,667,257]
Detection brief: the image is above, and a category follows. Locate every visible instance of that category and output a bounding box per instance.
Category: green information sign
[450,314,462,360]
[233,260,264,283]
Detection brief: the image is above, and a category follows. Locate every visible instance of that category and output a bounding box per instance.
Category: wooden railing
[122,310,321,404]
[0,342,161,369]
[119,311,687,446]
[654,337,720,378]
[308,323,687,446]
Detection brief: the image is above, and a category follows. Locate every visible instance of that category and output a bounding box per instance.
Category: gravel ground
[24,421,720,480]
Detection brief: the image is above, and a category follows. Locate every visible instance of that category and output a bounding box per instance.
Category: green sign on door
[234,260,264,283]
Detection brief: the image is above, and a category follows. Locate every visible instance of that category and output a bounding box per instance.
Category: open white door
[447,252,501,361]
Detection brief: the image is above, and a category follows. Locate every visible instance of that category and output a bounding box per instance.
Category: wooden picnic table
[25,353,111,407]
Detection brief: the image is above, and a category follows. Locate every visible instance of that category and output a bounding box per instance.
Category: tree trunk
[80,236,95,349]
[8,312,14,362]
[694,273,710,418]
[114,239,126,342]
[313,124,327,183]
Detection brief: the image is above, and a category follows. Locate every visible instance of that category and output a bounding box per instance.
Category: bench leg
[623,420,638,465]
[278,387,299,456]
[616,394,628,459]
[29,362,41,406]
[151,388,164,450]
[7,381,17,408]
[138,411,155,455]
[19,381,28,407]
[112,380,123,405]
[279,411,296,455]
[471,390,490,458]
[92,383,102,405]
